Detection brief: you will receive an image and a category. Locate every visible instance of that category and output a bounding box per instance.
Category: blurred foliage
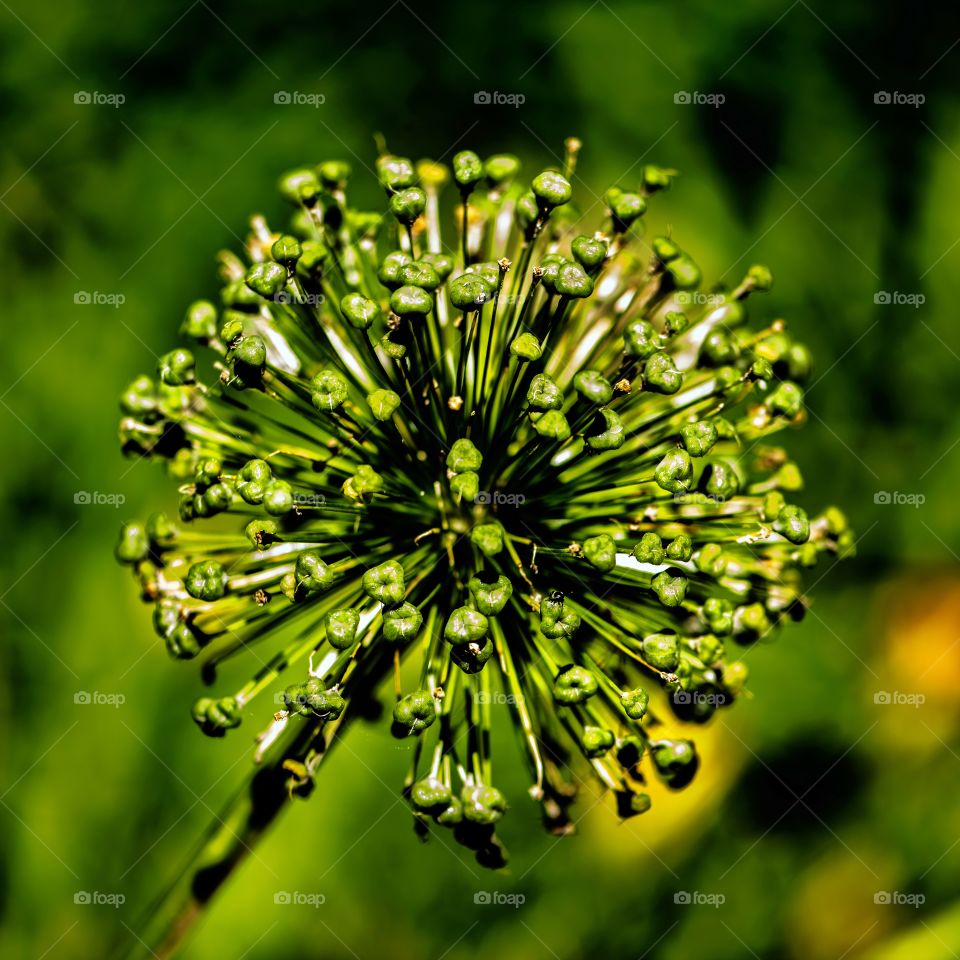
[1,0,959,957]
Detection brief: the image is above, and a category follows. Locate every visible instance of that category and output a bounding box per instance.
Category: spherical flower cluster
[116,138,853,867]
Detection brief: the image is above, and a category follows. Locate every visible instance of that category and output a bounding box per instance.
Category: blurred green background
[3,0,960,956]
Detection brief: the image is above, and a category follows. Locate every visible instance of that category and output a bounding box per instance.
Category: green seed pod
[652,739,699,788]
[532,170,572,209]
[450,636,495,674]
[526,373,563,410]
[116,522,149,564]
[383,602,423,643]
[471,521,504,557]
[696,543,728,578]
[377,251,412,289]
[510,332,542,361]
[652,570,688,607]
[644,351,682,393]
[245,518,279,549]
[484,154,520,185]
[617,791,653,818]
[271,235,302,266]
[666,255,700,290]
[450,470,479,502]
[643,164,674,192]
[775,504,810,544]
[120,374,156,415]
[158,348,195,386]
[377,155,416,192]
[311,369,349,411]
[262,480,294,516]
[362,559,405,605]
[665,534,693,562]
[642,632,679,671]
[680,420,718,456]
[532,410,571,441]
[699,328,740,367]
[541,607,581,639]
[447,437,483,473]
[390,285,433,316]
[444,606,489,645]
[723,660,749,694]
[389,187,426,225]
[419,252,454,281]
[467,574,513,615]
[553,665,598,704]
[586,408,625,451]
[655,449,693,494]
[664,310,689,337]
[340,293,380,330]
[367,388,401,421]
[448,274,491,311]
[185,559,228,601]
[435,796,464,826]
[622,687,650,720]
[605,187,646,229]
[633,532,665,564]
[283,681,313,717]
[393,690,436,734]
[324,608,360,649]
[700,460,741,501]
[571,235,608,270]
[233,335,266,371]
[583,533,617,573]
[555,262,595,298]
[761,490,787,523]
[245,261,287,298]
[461,783,507,824]
[453,150,483,190]
[398,260,440,291]
[411,777,452,811]
[318,159,351,188]
[767,381,804,418]
[582,725,615,758]
[624,319,661,359]
[305,687,346,721]
[515,190,539,235]
[145,512,178,549]
[747,263,773,291]
[182,300,218,341]
[278,168,319,204]
[573,369,613,404]
[296,550,335,594]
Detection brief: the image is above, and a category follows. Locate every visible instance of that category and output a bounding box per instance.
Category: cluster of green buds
[116,137,852,866]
